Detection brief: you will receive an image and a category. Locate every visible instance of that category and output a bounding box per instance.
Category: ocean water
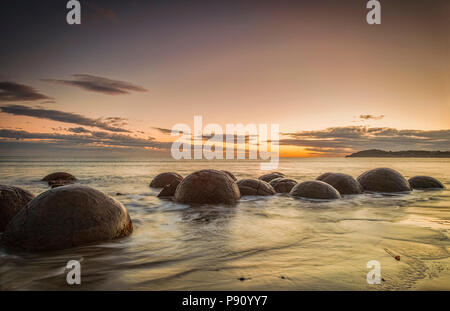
[0,157,449,290]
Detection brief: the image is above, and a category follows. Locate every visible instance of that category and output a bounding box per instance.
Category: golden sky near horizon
[0,0,448,157]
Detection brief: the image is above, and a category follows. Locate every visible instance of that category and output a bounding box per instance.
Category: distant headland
[346,149,450,158]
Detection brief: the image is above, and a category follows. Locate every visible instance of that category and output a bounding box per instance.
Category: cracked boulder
[319,173,362,195]
[408,176,444,189]
[290,180,341,200]
[175,169,240,205]
[269,178,297,193]
[237,179,276,196]
[42,172,77,188]
[357,168,411,193]
[258,172,285,183]
[2,185,133,251]
[150,172,183,188]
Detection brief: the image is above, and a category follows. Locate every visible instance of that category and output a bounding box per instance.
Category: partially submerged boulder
[357,168,411,193]
[175,169,240,205]
[158,179,182,197]
[42,172,77,182]
[3,185,133,251]
[258,172,285,183]
[290,181,341,200]
[269,178,297,193]
[237,179,276,196]
[320,173,362,195]
[0,185,34,232]
[42,172,77,187]
[150,172,183,188]
[408,176,445,189]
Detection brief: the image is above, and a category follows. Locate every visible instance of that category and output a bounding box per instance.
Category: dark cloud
[0,105,131,133]
[280,126,450,155]
[153,127,189,135]
[0,129,171,150]
[43,74,147,95]
[0,81,51,102]
[359,114,385,120]
[68,127,91,134]
[198,133,257,144]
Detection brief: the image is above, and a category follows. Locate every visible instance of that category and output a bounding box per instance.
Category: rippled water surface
[0,157,449,290]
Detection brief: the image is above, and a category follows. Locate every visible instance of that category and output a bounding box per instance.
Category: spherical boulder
[237,179,276,196]
[222,170,237,181]
[357,168,411,193]
[0,185,35,232]
[316,172,334,181]
[175,169,240,205]
[3,185,133,251]
[408,176,445,189]
[258,172,285,183]
[42,172,76,182]
[269,178,297,193]
[290,181,341,200]
[150,172,183,188]
[42,172,77,187]
[320,173,362,195]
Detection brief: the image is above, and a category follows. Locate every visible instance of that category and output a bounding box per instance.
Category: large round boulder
[42,172,77,187]
[408,176,445,189]
[2,185,133,251]
[269,178,297,193]
[357,168,411,193]
[150,172,183,188]
[320,173,362,195]
[258,172,285,183]
[237,179,276,196]
[0,185,35,232]
[175,169,240,205]
[290,181,341,200]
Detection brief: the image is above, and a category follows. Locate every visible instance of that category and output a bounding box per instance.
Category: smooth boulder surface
[3,185,133,251]
[316,172,334,181]
[269,178,297,193]
[158,179,182,197]
[320,173,362,195]
[258,172,285,183]
[0,185,35,232]
[222,170,237,181]
[357,168,411,193]
[290,181,341,200]
[175,169,240,205]
[150,172,183,188]
[42,172,77,187]
[237,179,276,196]
[408,176,445,189]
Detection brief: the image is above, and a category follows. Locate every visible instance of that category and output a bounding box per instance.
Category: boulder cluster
[0,168,444,252]
[149,167,444,203]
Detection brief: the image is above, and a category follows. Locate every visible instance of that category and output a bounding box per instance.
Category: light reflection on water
[0,157,449,290]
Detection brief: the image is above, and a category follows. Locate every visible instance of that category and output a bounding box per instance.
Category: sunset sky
[0,0,448,157]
